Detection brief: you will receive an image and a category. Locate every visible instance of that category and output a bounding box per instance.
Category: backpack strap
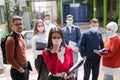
[10,34,24,50]
[10,34,18,51]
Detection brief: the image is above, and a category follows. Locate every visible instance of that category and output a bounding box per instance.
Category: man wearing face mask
[43,14,56,38]
[79,18,104,80]
[5,16,30,80]
[62,14,81,80]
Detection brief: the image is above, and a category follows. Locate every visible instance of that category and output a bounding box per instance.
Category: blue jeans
[73,52,78,78]
[104,74,114,80]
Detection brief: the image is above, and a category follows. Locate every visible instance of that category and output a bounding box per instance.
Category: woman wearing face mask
[42,27,74,80]
[96,22,120,80]
[31,20,49,80]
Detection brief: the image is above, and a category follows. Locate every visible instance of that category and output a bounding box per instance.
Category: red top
[100,36,120,68]
[42,46,74,74]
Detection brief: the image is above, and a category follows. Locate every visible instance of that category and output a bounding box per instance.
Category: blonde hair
[33,19,45,35]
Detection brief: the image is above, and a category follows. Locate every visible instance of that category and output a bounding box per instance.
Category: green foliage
[0,32,10,40]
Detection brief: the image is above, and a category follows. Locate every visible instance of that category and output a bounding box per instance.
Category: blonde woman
[31,20,49,80]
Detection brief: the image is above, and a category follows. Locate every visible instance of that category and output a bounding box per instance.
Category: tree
[5,0,23,33]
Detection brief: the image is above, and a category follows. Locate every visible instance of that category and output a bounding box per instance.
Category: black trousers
[83,59,100,80]
[10,67,29,80]
[35,55,49,80]
[48,75,74,80]
[48,75,64,80]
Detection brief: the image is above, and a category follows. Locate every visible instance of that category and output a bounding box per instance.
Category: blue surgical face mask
[67,20,73,26]
[106,30,113,37]
[45,20,50,25]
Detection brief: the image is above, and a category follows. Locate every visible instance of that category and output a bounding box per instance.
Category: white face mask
[14,30,22,34]
[90,27,98,33]
[52,39,62,45]
[45,20,50,25]
[13,28,22,34]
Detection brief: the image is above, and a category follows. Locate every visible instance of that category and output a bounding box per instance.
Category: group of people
[4,14,120,80]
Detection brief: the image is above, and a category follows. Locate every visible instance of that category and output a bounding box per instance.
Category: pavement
[0,23,120,80]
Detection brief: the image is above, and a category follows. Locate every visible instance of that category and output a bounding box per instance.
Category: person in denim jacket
[62,14,81,80]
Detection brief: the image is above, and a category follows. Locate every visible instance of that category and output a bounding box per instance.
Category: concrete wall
[0,0,8,39]
[22,12,31,30]
[0,0,5,5]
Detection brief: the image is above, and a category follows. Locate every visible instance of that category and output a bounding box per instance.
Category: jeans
[73,52,78,78]
[104,74,114,80]
[10,67,29,80]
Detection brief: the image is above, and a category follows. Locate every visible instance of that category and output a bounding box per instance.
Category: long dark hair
[47,27,66,49]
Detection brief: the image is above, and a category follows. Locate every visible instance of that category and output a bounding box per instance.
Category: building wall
[0,0,4,5]
[33,1,57,23]
[0,0,8,40]
[108,0,118,21]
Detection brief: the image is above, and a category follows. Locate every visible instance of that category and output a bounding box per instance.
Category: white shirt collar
[58,47,65,63]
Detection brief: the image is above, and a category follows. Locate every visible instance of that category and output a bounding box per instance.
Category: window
[112,1,116,10]
[0,6,6,24]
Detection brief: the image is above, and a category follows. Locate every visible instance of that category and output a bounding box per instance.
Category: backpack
[1,34,23,64]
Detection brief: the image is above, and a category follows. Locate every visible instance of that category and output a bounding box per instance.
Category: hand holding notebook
[93,48,109,54]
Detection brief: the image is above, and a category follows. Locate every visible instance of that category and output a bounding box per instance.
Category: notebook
[36,42,47,50]
[93,48,109,54]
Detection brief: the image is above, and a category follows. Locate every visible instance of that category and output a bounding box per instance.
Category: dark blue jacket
[79,30,104,60]
[62,26,81,47]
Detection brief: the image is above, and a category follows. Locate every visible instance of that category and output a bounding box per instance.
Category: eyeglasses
[14,23,23,26]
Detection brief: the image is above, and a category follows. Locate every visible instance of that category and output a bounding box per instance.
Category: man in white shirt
[43,14,56,38]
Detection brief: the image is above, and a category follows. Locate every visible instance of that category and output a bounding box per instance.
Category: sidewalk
[0,49,120,80]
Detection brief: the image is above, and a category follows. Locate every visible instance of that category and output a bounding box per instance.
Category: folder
[67,59,84,75]
[36,42,47,50]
